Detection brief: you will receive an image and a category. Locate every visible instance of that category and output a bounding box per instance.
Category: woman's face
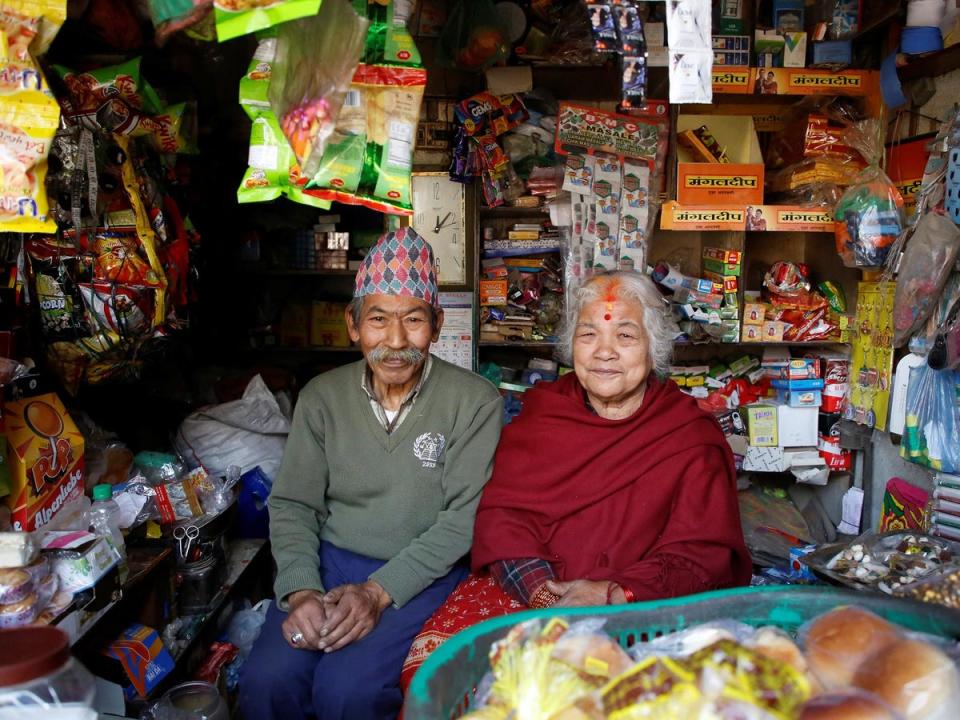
[573,296,651,408]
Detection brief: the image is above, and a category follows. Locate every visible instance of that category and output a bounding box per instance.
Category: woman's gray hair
[558,271,677,376]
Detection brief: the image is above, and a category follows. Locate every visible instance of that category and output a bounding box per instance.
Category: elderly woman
[400,271,751,688]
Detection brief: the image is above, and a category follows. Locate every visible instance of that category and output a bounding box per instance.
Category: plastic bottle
[89,484,127,580]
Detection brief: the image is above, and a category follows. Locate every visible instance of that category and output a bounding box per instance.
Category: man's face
[346,294,443,389]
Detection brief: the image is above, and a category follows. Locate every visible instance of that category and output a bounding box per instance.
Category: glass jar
[0,626,96,720]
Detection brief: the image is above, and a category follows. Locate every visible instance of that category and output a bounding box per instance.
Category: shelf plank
[248,345,361,353]
[674,340,848,348]
[239,267,356,276]
[898,44,960,81]
[479,340,557,348]
[480,206,549,218]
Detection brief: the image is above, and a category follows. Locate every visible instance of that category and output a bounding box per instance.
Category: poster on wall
[433,292,474,371]
[846,281,896,431]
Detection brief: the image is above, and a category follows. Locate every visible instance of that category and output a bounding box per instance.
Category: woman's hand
[282,589,328,650]
[544,579,623,607]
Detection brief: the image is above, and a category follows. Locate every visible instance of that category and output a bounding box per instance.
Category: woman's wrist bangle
[622,585,635,603]
[605,581,617,605]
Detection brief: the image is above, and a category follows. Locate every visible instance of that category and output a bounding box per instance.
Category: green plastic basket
[404,585,960,719]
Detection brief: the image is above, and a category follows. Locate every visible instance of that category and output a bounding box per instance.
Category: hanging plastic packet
[833,165,904,268]
[0,71,59,232]
[354,0,420,66]
[269,0,369,177]
[621,54,647,107]
[669,49,712,104]
[214,0,320,43]
[448,125,473,183]
[614,0,644,54]
[438,0,508,71]
[666,0,710,49]
[2,0,65,56]
[0,5,40,62]
[561,152,593,194]
[586,2,617,52]
[78,282,153,337]
[237,35,330,209]
[305,62,426,215]
[455,92,528,137]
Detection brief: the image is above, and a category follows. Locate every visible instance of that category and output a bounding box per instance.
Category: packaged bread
[0,567,33,604]
[0,530,37,567]
[35,571,58,609]
[22,553,49,584]
[802,607,900,689]
[851,637,960,720]
[551,620,634,681]
[748,626,822,694]
[0,591,38,628]
[800,690,903,720]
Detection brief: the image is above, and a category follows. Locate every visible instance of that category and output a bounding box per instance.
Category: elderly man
[240,228,502,720]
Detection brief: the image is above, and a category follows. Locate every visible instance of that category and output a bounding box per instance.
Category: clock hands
[434,212,453,233]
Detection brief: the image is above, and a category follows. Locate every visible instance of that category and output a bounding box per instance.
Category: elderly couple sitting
[239,229,751,720]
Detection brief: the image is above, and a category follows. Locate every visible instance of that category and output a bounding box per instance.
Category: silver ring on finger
[291,631,304,646]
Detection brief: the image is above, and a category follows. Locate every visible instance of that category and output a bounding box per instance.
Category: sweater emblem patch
[413,432,446,468]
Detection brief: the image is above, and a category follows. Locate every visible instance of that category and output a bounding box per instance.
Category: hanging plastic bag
[893,212,960,347]
[438,0,508,71]
[237,35,330,209]
[834,165,905,268]
[269,0,368,177]
[214,0,320,43]
[900,364,960,474]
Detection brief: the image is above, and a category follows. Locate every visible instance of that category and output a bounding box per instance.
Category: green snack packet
[215,0,321,43]
[354,0,421,66]
[238,36,330,208]
[817,281,847,313]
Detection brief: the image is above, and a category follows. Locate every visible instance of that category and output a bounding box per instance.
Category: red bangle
[622,586,635,603]
[605,582,617,605]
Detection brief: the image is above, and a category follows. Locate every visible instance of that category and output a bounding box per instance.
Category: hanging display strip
[846,282,896,432]
[555,103,659,160]
[666,0,712,104]
[748,68,879,97]
[660,202,833,232]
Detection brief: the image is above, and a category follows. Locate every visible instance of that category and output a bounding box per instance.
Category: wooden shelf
[239,267,356,276]
[248,345,361,353]
[480,205,549,218]
[898,44,960,81]
[479,340,557,348]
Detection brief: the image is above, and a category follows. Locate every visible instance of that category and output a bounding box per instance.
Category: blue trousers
[239,541,467,720]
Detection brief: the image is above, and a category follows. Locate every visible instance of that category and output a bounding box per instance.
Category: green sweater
[268,357,503,608]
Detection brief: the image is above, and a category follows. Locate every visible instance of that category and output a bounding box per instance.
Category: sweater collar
[361,354,433,433]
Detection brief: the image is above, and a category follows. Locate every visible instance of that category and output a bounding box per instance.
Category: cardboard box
[101,624,175,699]
[782,31,807,67]
[43,531,121,593]
[280,302,310,347]
[703,247,743,265]
[777,405,819,447]
[777,388,823,407]
[741,324,763,342]
[773,0,804,31]
[309,301,350,347]
[479,279,508,306]
[762,320,787,343]
[704,271,739,294]
[780,358,819,380]
[676,114,764,205]
[744,404,778,446]
[812,40,851,67]
[3,394,84,531]
[744,303,767,325]
[744,446,788,472]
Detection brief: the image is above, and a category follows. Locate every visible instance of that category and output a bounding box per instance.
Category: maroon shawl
[472,374,752,600]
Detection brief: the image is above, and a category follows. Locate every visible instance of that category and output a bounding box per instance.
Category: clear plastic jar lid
[0,627,69,687]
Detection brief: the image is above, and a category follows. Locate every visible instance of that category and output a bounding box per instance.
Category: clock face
[411,173,466,285]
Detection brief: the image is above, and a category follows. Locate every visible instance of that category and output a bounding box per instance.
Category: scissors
[173,525,200,561]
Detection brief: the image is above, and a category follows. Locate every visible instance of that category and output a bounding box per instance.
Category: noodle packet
[0,77,59,231]
[306,63,425,215]
[214,0,320,43]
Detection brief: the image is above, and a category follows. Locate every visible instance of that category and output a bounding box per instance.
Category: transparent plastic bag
[834,165,905,268]
[438,0,508,71]
[269,0,369,177]
[893,212,960,347]
[900,364,960,474]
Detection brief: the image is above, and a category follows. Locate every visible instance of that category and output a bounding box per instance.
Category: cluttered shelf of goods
[3,0,960,718]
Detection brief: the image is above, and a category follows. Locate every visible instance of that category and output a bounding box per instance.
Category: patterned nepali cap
[354,227,439,307]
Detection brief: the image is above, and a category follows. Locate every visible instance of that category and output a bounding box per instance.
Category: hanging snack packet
[307,63,426,215]
[214,0,320,43]
[78,283,153,337]
[586,2,617,52]
[1,0,65,56]
[455,92,528,137]
[621,54,647,107]
[613,0,645,54]
[0,64,59,232]
[834,165,904,268]
[237,36,330,208]
[354,0,420,66]
[269,0,369,176]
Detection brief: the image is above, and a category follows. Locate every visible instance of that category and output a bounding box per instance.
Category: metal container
[176,555,224,615]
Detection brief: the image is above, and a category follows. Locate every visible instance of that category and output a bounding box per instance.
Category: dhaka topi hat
[354,227,439,307]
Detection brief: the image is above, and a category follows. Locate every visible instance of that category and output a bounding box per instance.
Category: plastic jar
[0,626,96,720]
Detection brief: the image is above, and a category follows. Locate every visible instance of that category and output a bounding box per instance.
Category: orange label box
[3,393,85,531]
[677,163,765,205]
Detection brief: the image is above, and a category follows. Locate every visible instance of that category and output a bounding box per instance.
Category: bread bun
[853,638,960,720]
[800,690,902,720]
[551,633,632,679]
[804,607,899,689]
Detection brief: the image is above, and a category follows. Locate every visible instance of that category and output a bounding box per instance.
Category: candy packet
[237,35,331,208]
[214,0,319,43]
[269,0,369,176]
[305,63,425,215]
